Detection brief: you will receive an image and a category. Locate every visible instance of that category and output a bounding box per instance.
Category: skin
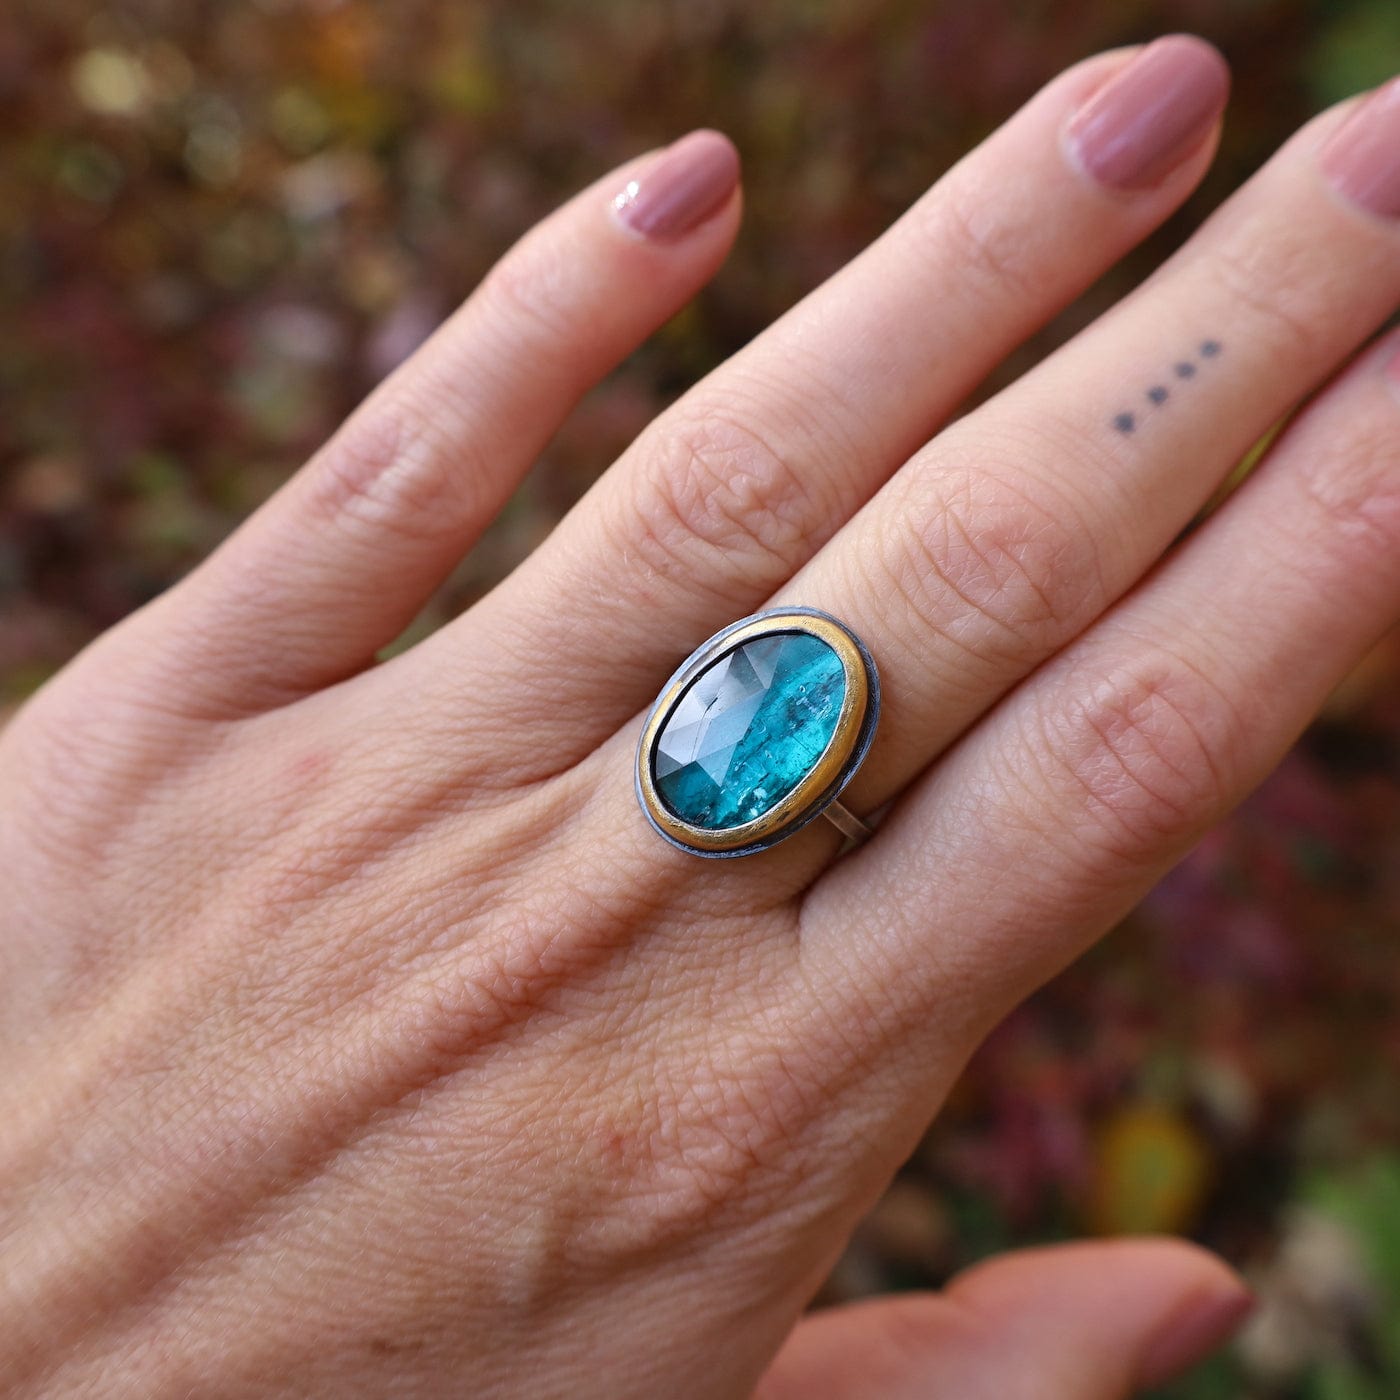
[2,37,1398,1399]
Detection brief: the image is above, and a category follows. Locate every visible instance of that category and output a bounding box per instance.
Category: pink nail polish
[1322,78,1400,218]
[1066,35,1230,191]
[612,130,741,240]
[1137,1288,1255,1389]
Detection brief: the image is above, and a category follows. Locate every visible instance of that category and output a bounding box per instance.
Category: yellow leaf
[1090,1106,1210,1236]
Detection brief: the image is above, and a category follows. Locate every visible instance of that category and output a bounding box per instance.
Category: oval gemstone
[652,631,847,830]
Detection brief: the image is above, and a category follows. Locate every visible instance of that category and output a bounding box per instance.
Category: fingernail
[1066,35,1230,191]
[611,130,740,240]
[1322,78,1400,218]
[1137,1287,1255,1389]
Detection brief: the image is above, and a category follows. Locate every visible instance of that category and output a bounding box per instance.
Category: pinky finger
[108,131,742,714]
[805,327,1400,1058]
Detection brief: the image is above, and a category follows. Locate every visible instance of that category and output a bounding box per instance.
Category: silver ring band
[821,800,874,844]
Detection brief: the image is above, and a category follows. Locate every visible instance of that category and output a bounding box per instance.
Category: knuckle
[625,401,829,598]
[477,229,577,346]
[868,1296,992,1386]
[1290,419,1400,559]
[879,453,1104,666]
[306,392,480,549]
[245,751,495,921]
[1034,651,1237,860]
[1206,233,1325,364]
[8,653,196,803]
[0,660,242,917]
[925,178,1040,303]
[2,698,124,871]
[301,222,589,550]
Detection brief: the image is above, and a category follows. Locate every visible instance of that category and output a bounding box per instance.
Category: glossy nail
[1066,35,1230,191]
[1137,1287,1255,1389]
[612,130,740,240]
[1322,77,1400,218]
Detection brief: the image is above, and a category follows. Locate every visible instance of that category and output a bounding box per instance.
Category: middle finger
[401,37,1229,771]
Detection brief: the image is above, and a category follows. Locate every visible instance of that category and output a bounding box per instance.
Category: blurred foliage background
[3,1,1400,1394]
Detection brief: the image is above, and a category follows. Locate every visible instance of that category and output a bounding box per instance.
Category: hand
[4,34,1399,1399]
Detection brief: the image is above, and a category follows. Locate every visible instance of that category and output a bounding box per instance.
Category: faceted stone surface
[654,631,846,830]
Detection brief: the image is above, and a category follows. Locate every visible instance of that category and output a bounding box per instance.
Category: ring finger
[759,72,1400,847]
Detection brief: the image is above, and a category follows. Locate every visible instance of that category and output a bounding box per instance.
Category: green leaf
[1310,0,1400,106]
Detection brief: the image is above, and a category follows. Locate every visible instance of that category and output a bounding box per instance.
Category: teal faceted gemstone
[653,631,847,830]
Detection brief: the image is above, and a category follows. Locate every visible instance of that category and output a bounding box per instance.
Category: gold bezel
[636,612,871,855]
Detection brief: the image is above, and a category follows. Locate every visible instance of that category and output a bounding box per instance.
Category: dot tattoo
[1110,338,1222,434]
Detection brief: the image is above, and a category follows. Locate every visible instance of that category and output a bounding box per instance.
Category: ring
[635,607,881,858]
